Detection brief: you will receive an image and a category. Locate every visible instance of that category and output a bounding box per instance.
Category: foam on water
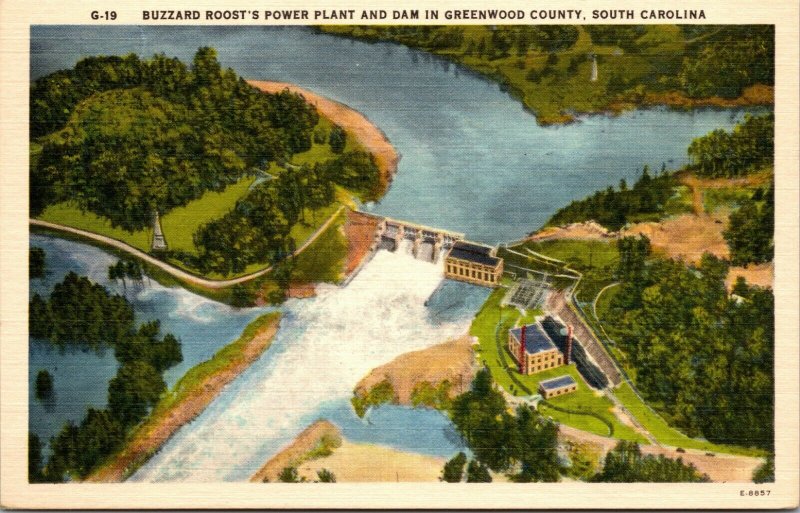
[132,249,479,482]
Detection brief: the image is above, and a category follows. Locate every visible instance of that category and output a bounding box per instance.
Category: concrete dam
[358,211,465,264]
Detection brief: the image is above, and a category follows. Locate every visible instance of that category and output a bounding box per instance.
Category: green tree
[441,452,467,482]
[465,459,492,482]
[35,370,54,400]
[278,466,302,482]
[593,441,709,482]
[508,405,561,482]
[316,468,336,483]
[28,433,45,483]
[752,456,774,483]
[107,361,166,426]
[328,124,347,154]
[30,247,46,279]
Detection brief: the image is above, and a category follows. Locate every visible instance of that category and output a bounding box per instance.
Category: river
[29,26,758,480]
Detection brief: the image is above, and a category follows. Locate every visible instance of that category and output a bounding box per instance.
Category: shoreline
[247,80,399,195]
[250,420,342,482]
[251,419,447,483]
[86,312,282,482]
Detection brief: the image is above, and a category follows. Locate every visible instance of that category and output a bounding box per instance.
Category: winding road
[30,206,345,289]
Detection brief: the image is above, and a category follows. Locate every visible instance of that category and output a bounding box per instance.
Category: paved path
[30,206,345,289]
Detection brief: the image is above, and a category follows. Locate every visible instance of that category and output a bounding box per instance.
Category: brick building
[538,375,578,399]
[444,241,504,287]
[508,322,565,375]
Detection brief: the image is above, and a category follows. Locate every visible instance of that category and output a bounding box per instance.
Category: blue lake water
[28,26,762,479]
[28,235,274,449]
[31,26,759,243]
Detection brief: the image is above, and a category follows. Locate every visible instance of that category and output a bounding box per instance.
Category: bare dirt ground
[247,80,399,193]
[558,425,764,483]
[623,213,730,264]
[297,440,446,482]
[726,262,774,290]
[343,209,380,278]
[355,335,476,404]
[88,315,281,482]
[528,221,612,242]
[250,420,342,482]
[286,282,317,299]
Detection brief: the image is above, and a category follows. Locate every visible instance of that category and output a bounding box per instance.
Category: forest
[546,113,774,233]
[724,184,774,265]
[591,441,708,482]
[321,25,774,124]
[447,368,561,482]
[28,270,182,482]
[606,237,774,450]
[546,165,675,230]
[186,150,378,275]
[687,113,774,177]
[30,48,319,230]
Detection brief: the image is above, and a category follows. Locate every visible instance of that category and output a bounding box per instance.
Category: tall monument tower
[151,210,168,252]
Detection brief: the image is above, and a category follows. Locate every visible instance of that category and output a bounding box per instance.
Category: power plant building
[538,375,578,399]
[444,241,504,287]
[508,322,571,375]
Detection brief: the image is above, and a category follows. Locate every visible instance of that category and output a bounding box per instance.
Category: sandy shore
[251,420,342,482]
[297,440,446,482]
[559,425,764,483]
[355,335,476,405]
[247,80,399,194]
[87,314,282,482]
[251,419,445,483]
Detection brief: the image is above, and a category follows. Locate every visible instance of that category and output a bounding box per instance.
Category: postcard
[1,0,798,508]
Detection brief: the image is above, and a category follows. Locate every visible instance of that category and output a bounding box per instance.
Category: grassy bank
[320,25,773,126]
[613,382,766,457]
[469,287,642,441]
[88,312,282,481]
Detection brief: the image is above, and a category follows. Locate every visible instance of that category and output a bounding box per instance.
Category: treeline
[189,150,378,275]
[592,441,708,482]
[330,26,579,58]
[680,25,774,99]
[31,48,319,230]
[607,237,774,450]
[724,184,774,265]
[28,272,182,482]
[447,368,561,482]
[29,272,134,348]
[443,368,711,482]
[30,247,46,278]
[688,114,774,177]
[323,25,773,103]
[547,166,675,230]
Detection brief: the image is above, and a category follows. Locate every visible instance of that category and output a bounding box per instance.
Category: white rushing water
[132,249,476,482]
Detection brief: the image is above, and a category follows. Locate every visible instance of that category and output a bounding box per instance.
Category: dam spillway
[357,211,465,264]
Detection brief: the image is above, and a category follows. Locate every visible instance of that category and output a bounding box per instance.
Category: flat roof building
[444,241,503,287]
[538,374,577,399]
[508,322,564,375]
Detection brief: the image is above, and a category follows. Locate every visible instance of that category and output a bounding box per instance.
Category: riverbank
[86,313,281,482]
[250,420,342,482]
[353,335,476,411]
[319,26,773,127]
[251,419,446,482]
[247,80,399,194]
[343,210,381,278]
